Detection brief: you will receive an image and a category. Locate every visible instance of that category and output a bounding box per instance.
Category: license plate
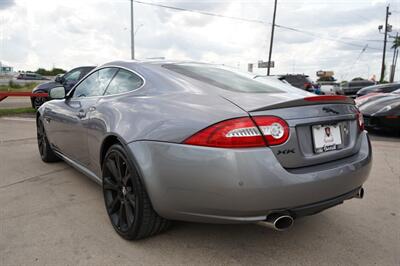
[312,124,342,153]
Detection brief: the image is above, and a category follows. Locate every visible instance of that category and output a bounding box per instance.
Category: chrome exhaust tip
[258,213,294,231]
[355,187,364,199]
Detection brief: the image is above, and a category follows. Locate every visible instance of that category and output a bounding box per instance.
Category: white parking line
[1,117,36,122]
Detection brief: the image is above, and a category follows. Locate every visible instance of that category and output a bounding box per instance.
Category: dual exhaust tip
[259,187,365,231]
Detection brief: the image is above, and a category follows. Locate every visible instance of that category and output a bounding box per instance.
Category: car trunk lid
[221,93,361,168]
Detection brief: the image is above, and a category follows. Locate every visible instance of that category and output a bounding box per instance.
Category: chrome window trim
[67,65,146,100]
[102,67,145,97]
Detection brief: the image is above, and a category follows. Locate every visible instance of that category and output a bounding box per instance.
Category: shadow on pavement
[367,128,400,142]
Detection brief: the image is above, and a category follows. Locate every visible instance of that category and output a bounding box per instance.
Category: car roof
[363,82,400,90]
[74,66,96,70]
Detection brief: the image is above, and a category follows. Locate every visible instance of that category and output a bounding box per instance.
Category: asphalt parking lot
[0,97,32,109]
[0,116,399,265]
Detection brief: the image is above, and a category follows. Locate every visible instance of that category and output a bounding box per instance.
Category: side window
[64,69,82,82]
[104,69,143,95]
[79,68,92,79]
[72,68,118,98]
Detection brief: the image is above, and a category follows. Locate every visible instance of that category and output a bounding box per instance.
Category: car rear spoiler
[250,95,355,112]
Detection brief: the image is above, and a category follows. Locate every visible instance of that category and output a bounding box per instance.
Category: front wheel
[102,144,170,240]
[36,118,60,162]
[32,91,48,110]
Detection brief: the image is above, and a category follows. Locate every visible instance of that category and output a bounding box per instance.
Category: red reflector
[385,116,398,119]
[304,95,348,101]
[356,109,364,131]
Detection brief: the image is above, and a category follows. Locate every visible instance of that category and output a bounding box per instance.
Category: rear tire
[36,118,60,162]
[102,144,170,240]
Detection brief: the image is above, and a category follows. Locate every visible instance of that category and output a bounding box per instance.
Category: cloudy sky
[0,0,399,81]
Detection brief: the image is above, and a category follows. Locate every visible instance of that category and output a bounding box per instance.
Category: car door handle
[77,110,86,119]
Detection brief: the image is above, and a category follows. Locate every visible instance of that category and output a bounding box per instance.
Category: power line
[133,0,266,24]
[275,24,381,50]
[133,0,381,50]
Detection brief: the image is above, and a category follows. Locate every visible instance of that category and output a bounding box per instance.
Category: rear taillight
[356,109,364,131]
[183,116,289,148]
[252,116,290,146]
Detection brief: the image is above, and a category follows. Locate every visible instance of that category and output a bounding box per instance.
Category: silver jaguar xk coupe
[37,61,372,240]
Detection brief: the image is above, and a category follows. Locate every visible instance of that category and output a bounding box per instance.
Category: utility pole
[390,32,398,82]
[380,5,391,82]
[130,0,135,60]
[267,0,277,76]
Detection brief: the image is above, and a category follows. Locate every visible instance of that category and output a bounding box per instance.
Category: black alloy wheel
[33,91,47,110]
[103,149,137,232]
[102,144,170,240]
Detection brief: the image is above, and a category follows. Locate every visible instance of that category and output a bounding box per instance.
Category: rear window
[163,63,283,93]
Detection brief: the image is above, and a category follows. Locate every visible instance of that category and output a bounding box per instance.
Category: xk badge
[277,149,295,155]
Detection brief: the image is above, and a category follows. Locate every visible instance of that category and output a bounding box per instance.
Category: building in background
[0,61,15,76]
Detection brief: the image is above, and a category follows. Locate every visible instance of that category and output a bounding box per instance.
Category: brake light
[183,116,289,148]
[304,95,348,101]
[356,109,364,131]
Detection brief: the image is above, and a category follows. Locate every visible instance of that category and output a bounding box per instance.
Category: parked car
[16,72,49,80]
[358,90,400,132]
[318,82,339,95]
[355,92,385,106]
[254,75,310,93]
[356,82,400,98]
[31,66,95,109]
[37,61,371,240]
[271,74,317,92]
[339,78,375,97]
[316,77,339,95]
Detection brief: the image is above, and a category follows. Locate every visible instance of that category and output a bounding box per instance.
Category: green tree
[34,67,66,76]
[35,68,47,75]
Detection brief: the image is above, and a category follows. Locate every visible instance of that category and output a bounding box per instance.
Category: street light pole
[380,5,390,82]
[267,0,277,76]
[130,0,135,60]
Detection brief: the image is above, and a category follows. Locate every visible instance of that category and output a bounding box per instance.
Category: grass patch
[0,81,38,92]
[0,107,36,116]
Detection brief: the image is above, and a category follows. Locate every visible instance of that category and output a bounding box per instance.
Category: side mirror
[49,86,66,99]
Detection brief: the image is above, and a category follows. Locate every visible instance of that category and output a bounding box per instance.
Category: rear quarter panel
[87,85,248,176]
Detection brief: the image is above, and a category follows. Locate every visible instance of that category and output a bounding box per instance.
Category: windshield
[163,63,284,93]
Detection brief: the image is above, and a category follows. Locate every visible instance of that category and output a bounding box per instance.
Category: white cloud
[0,0,399,81]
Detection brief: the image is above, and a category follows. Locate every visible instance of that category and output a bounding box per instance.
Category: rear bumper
[278,187,362,219]
[128,132,372,223]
